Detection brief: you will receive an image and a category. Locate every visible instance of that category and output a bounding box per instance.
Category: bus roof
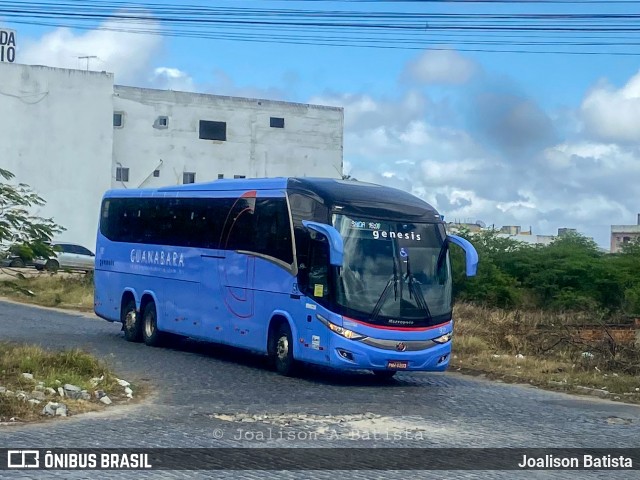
[103,177,440,219]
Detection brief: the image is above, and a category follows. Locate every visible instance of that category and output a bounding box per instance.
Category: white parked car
[35,242,95,272]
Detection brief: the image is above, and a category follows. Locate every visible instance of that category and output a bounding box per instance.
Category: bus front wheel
[142,302,164,347]
[122,299,142,342]
[271,323,296,376]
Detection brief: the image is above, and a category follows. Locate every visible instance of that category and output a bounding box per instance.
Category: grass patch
[0,342,139,423]
[0,271,93,311]
[452,303,640,402]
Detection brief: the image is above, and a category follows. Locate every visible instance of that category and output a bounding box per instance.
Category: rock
[56,404,68,416]
[4,390,14,396]
[241,417,256,423]
[99,396,112,405]
[117,379,130,387]
[57,387,65,397]
[64,384,82,399]
[515,354,524,359]
[0,387,5,394]
[37,381,45,387]
[30,390,46,401]
[16,391,28,401]
[606,416,632,425]
[45,387,57,396]
[214,414,235,422]
[94,390,106,399]
[21,373,34,380]
[42,402,59,416]
[79,391,91,401]
[28,399,41,406]
[90,377,102,387]
[124,387,133,396]
[576,386,609,398]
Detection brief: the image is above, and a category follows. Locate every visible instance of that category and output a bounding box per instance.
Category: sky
[2,0,640,249]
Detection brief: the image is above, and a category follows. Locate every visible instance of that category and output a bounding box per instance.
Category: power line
[3,1,640,55]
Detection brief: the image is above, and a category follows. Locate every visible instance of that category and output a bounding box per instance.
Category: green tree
[450,228,523,308]
[0,168,65,274]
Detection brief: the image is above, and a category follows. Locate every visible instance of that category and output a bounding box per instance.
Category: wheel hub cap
[125,311,136,330]
[277,336,289,360]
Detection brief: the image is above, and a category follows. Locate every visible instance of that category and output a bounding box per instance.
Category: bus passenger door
[200,255,227,343]
[297,234,331,364]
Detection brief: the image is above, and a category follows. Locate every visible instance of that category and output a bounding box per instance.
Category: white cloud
[151,67,195,92]
[19,18,162,85]
[402,50,478,85]
[321,65,640,249]
[581,69,640,143]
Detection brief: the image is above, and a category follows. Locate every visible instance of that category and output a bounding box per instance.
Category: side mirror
[302,221,344,267]
[447,234,479,277]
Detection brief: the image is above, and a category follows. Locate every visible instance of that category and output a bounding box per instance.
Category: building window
[155,116,169,129]
[623,236,631,243]
[199,120,226,141]
[183,172,196,184]
[113,112,124,128]
[153,170,160,177]
[234,175,246,179]
[116,167,129,182]
[218,174,224,179]
[270,117,285,128]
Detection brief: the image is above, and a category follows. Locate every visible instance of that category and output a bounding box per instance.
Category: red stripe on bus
[343,317,451,332]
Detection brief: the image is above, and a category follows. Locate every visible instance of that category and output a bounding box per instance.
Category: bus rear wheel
[122,299,142,342]
[271,322,296,376]
[142,302,164,347]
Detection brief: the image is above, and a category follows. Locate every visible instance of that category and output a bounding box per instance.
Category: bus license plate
[387,360,408,369]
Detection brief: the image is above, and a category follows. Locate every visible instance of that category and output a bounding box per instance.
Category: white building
[0,63,344,251]
[611,215,640,253]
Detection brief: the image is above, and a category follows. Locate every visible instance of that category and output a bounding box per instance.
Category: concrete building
[610,215,640,253]
[446,221,584,247]
[0,63,344,251]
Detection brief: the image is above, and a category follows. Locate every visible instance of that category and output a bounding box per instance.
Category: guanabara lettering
[130,249,185,267]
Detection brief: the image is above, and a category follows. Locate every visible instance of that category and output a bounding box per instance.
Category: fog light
[337,349,354,361]
[437,355,449,364]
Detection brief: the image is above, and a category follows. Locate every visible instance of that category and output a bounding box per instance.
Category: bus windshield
[333,214,452,327]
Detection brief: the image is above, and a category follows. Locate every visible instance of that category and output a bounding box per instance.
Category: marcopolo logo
[130,249,185,267]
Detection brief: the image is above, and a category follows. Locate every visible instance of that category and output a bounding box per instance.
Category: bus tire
[272,322,296,376]
[122,298,142,343]
[373,370,397,380]
[142,302,164,347]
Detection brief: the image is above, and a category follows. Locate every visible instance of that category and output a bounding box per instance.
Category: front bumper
[328,333,452,372]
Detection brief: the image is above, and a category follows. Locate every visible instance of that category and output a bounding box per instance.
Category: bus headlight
[433,333,452,344]
[317,314,366,341]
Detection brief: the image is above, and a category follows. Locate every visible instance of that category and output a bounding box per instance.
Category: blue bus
[94,177,478,378]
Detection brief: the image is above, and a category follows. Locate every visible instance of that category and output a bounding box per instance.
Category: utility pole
[77,55,97,71]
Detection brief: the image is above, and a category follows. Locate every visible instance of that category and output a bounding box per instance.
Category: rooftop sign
[0,28,16,63]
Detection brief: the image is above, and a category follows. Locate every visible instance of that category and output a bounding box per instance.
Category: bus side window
[304,235,329,300]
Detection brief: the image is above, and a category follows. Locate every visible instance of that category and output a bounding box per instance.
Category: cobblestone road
[1,301,639,479]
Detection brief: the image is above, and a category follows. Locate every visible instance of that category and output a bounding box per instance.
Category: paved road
[0,300,639,479]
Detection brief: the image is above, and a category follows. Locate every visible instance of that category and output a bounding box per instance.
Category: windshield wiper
[370,247,400,321]
[405,252,432,320]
